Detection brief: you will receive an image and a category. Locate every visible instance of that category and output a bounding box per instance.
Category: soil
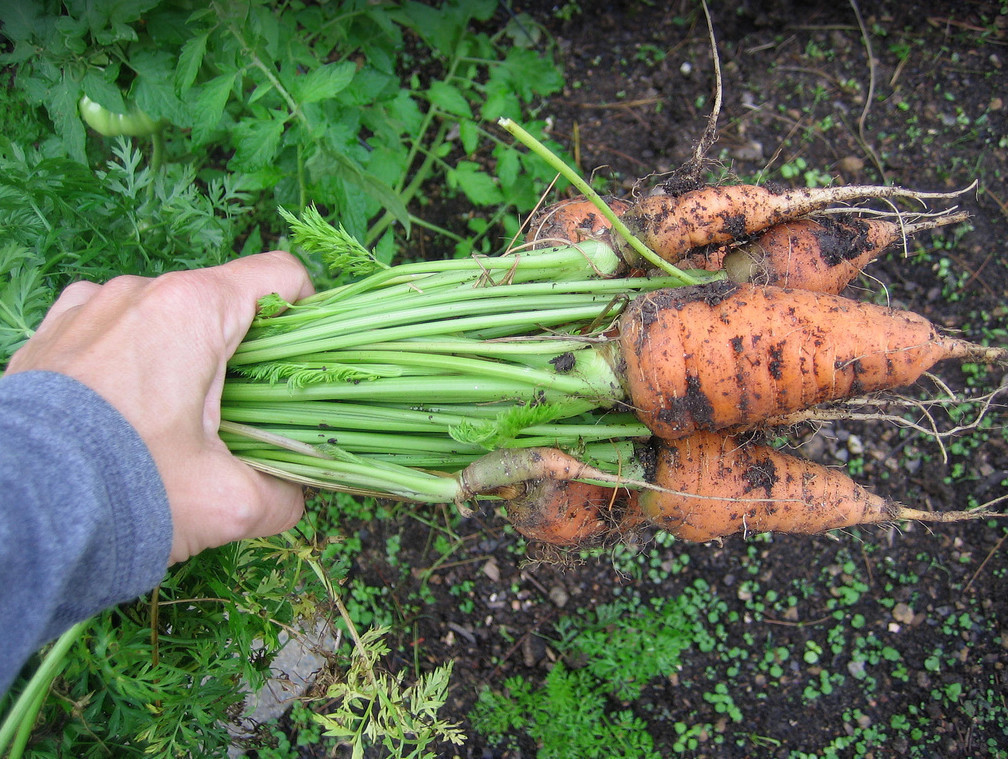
[268,2,1008,757]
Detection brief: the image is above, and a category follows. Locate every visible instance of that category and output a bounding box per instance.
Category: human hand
[5,251,315,563]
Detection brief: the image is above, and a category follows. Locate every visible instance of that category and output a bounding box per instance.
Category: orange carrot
[617,280,1006,439]
[503,478,615,545]
[638,430,990,542]
[613,182,969,266]
[525,196,631,248]
[721,212,971,293]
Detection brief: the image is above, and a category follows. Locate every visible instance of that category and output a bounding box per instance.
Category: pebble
[837,155,864,174]
[482,557,500,583]
[731,139,764,162]
[549,585,569,608]
[892,602,915,625]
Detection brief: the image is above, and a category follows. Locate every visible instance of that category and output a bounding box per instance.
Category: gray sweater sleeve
[0,370,172,694]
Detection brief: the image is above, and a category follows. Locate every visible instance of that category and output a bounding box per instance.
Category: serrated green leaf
[426,80,472,118]
[385,90,423,134]
[81,70,126,113]
[296,61,356,104]
[52,72,86,162]
[481,87,519,122]
[495,145,520,187]
[279,203,383,275]
[174,32,207,92]
[232,110,286,169]
[449,402,568,448]
[458,118,479,154]
[448,160,502,206]
[191,71,236,144]
[0,0,40,43]
[323,145,410,235]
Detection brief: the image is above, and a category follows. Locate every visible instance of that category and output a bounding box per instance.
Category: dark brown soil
[272,2,1008,757]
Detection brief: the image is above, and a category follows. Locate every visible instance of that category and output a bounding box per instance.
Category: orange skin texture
[619,282,958,439]
[727,217,901,293]
[504,478,613,546]
[639,431,892,541]
[619,185,831,263]
[525,197,631,248]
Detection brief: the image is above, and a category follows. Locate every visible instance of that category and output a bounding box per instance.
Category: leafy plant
[0,2,570,754]
[472,582,723,754]
[0,0,566,277]
[312,627,464,759]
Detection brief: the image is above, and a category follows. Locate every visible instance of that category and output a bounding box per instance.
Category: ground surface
[270,2,1008,757]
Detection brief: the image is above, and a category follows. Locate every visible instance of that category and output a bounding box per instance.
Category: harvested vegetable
[613,182,973,266]
[503,478,615,546]
[526,196,631,249]
[217,181,1002,547]
[638,431,994,542]
[618,280,1006,439]
[720,212,971,293]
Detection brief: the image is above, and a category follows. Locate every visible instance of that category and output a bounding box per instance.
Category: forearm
[0,371,171,694]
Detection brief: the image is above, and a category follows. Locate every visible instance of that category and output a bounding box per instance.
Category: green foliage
[0,0,567,287]
[0,2,579,754]
[313,627,464,759]
[556,591,706,702]
[1,534,337,758]
[471,667,661,759]
[0,137,250,361]
[471,583,722,755]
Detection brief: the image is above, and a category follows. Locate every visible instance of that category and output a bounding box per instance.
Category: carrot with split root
[618,280,1007,440]
[613,182,975,267]
[720,211,971,293]
[639,431,997,542]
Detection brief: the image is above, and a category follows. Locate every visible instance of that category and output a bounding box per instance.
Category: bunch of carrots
[221,150,1004,548]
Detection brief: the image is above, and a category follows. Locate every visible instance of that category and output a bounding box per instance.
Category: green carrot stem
[231,301,623,365]
[249,281,628,345]
[497,117,701,282]
[289,239,622,311]
[236,448,462,502]
[0,621,88,757]
[222,374,604,405]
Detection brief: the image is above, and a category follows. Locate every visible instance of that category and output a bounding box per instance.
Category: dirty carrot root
[618,280,1007,439]
[721,211,971,293]
[613,182,973,266]
[525,196,632,249]
[503,479,616,545]
[638,431,993,542]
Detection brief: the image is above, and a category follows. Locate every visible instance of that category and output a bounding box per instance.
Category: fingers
[203,251,315,354]
[34,280,104,332]
[167,446,306,564]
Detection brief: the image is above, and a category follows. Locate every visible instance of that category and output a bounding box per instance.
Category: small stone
[482,557,500,583]
[837,155,864,174]
[847,435,864,456]
[680,61,693,77]
[549,585,569,608]
[731,139,764,162]
[893,602,915,625]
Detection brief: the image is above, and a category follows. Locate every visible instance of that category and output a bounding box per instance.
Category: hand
[5,251,315,563]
